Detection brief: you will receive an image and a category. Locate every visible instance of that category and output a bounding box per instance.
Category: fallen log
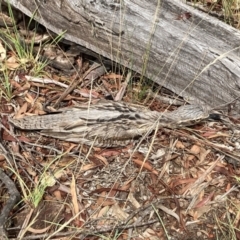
[6,0,240,113]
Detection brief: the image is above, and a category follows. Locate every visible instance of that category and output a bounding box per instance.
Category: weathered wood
[6,0,240,113]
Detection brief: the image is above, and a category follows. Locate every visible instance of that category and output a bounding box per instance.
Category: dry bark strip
[0,169,21,238]
[6,0,240,113]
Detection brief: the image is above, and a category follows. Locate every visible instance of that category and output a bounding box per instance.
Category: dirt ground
[1,1,240,239]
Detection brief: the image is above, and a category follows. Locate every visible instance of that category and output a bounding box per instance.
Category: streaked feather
[9,100,209,147]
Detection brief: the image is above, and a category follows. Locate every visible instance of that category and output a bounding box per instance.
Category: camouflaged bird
[9,100,210,147]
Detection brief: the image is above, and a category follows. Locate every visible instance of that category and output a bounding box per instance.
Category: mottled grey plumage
[9,100,209,147]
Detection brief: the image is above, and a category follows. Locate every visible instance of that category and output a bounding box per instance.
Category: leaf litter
[0,7,240,240]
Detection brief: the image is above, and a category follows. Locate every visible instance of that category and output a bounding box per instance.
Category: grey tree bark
[6,0,240,113]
